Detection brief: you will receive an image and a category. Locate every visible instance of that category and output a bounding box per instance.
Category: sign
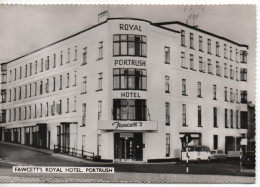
[97,120,157,131]
[119,24,142,31]
[241,138,247,145]
[121,92,141,98]
[114,59,146,67]
[183,134,192,143]
[120,133,134,138]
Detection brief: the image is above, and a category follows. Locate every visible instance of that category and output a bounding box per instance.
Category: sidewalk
[0,141,100,164]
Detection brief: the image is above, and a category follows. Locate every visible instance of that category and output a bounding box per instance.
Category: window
[236,49,239,62]
[182,104,187,126]
[165,47,170,64]
[240,111,248,129]
[165,76,170,93]
[98,101,102,120]
[208,59,212,74]
[66,98,69,113]
[24,106,27,120]
[46,79,49,93]
[9,90,11,102]
[216,42,220,56]
[225,109,228,128]
[13,108,16,121]
[240,50,247,63]
[213,85,217,100]
[60,51,63,65]
[224,44,227,58]
[73,96,76,112]
[1,89,6,103]
[73,71,77,86]
[1,64,7,83]
[0,110,6,123]
[9,70,12,82]
[53,54,56,68]
[240,68,247,81]
[207,39,211,54]
[28,106,31,119]
[25,65,28,77]
[198,82,202,97]
[181,30,185,46]
[59,75,62,90]
[113,68,147,90]
[13,88,16,101]
[34,82,37,96]
[67,48,70,63]
[198,106,202,127]
[66,73,70,88]
[18,108,21,120]
[46,57,49,70]
[97,73,103,91]
[199,36,203,51]
[74,46,77,60]
[53,77,56,91]
[165,102,170,126]
[34,60,38,74]
[82,103,86,126]
[224,63,228,78]
[19,67,22,79]
[236,67,239,80]
[216,61,221,76]
[14,68,17,80]
[181,52,187,68]
[166,134,170,157]
[57,100,62,115]
[241,90,247,103]
[230,110,234,128]
[30,63,32,75]
[213,107,217,127]
[82,47,87,65]
[182,79,186,95]
[213,135,218,150]
[25,85,27,98]
[40,103,43,117]
[230,88,233,102]
[199,56,205,72]
[230,47,233,60]
[34,105,37,118]
[18,87,21,100]
[113,35,147,57]
[190,54,195,70]
[98,41,103,60]
[224,87,228,101]
[9,109,11,122]
[230,65,234,79]
[40,81,43,95]
[113,99,146,121]
[236,89,239,103]
[97,134,101,156]
[40,59,43,72]
[51,101,55,116]
[236,110,239,128]
[81,76,87,94]
[190,33,194,49]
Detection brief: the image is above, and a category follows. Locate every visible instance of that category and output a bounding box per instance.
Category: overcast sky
[0,5,256,102]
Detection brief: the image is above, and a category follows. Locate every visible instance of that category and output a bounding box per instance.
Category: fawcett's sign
[97,120,158,131]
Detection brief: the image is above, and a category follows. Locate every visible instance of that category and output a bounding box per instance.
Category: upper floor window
[224,44,227,58]
[46,79,49,93]
[216,42,220,56]
[166,134,170,157]
[190,33,194,49]
[40,59,43,72]
[207,39,211,54]
[230,47,233,61]
[98,100,102,120]
[190,54,195,70]
[199,36,203,51]
[113,68,147,90]
[60,51,63,65]
[213,85,217,100]
[74,46,77,61]
[240,50,247,63]
[14,68,17,80]
[35,61,37,74]
[181,52,187,68]
[182,79,187,96]
[98,41,103,60]
[216,61,221,76]
[46,56,49,70]
[198,106,202,127]
[236,49,239,62]
[73,71,77,86]
[53,54,56,68]
[240,68,247,81]
[1,89,6,103]
[66,73,70,88]
[165,47,170,64]
[197,82,202,97]
[165,75,170,93]
[67,48,70,63]
[97,73,103,91]
[224,63,228,78]
[165,102,170,126]
[213,107,217,127]
[30,63,32,75]
[181,30,185,46]
[1,64,7,83]
[182,104,187,126]
[19,67,22,79]
[225,109,228,128]
[82,103,86,126]
[25,65,28,77]
[208,59,212,74]
[113,35,147,57]
[199,56,205,72]
[82,47,87,65]
[241,90,247,103]
[81,76,87,94]
[224,87,228,101]
[113,99,146,121]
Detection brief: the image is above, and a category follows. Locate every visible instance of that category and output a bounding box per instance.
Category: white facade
[0,18,249,162]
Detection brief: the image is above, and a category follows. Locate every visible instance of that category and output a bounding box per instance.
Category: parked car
[181,145,211,163]
[210,150,227,160]
[242,151,255,169]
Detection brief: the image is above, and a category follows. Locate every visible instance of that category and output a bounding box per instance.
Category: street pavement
[0,142,255,183]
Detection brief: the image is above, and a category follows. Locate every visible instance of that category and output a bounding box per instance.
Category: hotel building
[0,17,249,162]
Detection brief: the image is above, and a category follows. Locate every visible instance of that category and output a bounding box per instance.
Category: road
[0,142,255,183]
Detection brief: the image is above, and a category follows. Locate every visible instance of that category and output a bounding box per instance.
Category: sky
[0,4,256,102]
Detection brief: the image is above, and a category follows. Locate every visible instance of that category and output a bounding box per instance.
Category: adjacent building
[0,17,250,162]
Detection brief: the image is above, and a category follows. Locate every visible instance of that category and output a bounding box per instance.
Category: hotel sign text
[114,59,146,67]
[119,24,142,31]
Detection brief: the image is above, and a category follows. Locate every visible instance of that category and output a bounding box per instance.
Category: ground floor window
[166,133,170,157]
[213,135,218,150]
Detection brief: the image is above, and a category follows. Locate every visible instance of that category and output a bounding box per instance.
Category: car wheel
[196,158,201,163]
[207,157,210,163]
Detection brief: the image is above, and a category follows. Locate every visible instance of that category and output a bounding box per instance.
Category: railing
[54,145,95,160]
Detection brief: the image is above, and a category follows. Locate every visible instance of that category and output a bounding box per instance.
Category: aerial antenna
[184,6,205,27]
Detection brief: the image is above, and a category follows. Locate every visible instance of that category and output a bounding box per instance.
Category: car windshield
[211,151,216,154]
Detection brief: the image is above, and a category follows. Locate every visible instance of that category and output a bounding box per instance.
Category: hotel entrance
[114,133,143,161]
